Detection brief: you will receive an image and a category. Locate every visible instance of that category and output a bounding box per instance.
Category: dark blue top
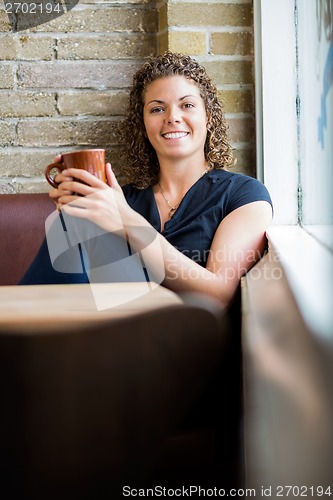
[123,170,272,267]
[20,170,272,285]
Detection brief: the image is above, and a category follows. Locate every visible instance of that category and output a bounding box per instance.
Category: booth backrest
[0,193,55,285]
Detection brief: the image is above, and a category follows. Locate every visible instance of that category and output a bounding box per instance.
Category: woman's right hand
[48,155,76,210]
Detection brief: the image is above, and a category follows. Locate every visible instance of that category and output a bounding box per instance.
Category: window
[254,0,333,340]
[298,0,333,248]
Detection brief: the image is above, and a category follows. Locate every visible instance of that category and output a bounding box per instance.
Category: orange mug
[44,149,106,188]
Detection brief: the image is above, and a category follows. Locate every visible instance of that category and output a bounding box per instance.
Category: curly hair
[119,52,234,188]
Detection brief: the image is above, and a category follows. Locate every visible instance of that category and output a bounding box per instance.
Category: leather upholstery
[0,193,54,285]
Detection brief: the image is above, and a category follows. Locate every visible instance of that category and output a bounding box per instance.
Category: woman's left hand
[60,163,131,233]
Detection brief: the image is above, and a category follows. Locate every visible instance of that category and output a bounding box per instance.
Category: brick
[157,32,168,54]
[0,180,16,195]
[0,10,12,31]
[0,145,123,174]
[0,150,55,176]
[158,2,168,31]
[27,7,157,33]
[18,61,142,89]
[0,92,56,117]
[1,178,51,194]
[57,34,155,60]
[219,89,253,114]
[0,121,15,146]
[211,32,253,56]
[169,31,206,55]
[17,36,54,60]
[17,119,121,147]
[0,145,127,187]
[0,37,17,60]
[16,180,51,193]
[57,91,128,116]
[0,35,54,61]
[204,60,253,85]
[228,117,255,142]
[0,64,15,89]
[168,3,252,27]
[228,148,256,177]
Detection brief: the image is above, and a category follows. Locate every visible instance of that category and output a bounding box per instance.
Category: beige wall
[0,0,254,193]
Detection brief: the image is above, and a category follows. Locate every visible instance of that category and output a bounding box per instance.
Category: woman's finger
[53,154,62,163]
[58,194,84,206]
[54,172,73,184]
[106,163,113,187]
[61,168,107,188]
[60,179,96,197]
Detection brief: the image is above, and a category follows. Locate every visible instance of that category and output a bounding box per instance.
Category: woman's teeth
[163,132,188,139]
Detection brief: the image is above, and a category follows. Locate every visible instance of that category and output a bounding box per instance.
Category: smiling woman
[143,76,208,165]
[120,52,233,190]
[20,52,273,309]
[143,75,210,227]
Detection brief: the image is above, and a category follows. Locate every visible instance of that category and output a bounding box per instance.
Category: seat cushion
[0,193,54,285]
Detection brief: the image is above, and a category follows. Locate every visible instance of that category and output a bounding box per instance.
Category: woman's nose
[165,107,181,124]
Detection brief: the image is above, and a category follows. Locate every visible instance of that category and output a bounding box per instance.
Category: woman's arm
[58,165,272,307]
[139,200,272,306]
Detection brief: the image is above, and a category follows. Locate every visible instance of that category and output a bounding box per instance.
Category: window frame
[253,0,333,341]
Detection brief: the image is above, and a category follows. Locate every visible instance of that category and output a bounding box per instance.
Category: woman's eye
[150,107,164,113]
[183,103,195,109]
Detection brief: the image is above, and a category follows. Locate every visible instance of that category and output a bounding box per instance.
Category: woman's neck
[157,158,208,193]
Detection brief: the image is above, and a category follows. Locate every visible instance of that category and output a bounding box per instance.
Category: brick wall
[0,0,254,193]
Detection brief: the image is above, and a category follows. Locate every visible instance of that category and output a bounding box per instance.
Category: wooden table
[0,283,183,332]
[0,282,223,498]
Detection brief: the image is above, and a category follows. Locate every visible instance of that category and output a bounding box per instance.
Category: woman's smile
[161,131,189,140]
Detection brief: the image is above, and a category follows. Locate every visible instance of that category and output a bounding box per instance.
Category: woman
[21,52,272,307]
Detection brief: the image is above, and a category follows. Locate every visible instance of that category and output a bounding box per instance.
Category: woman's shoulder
[207,168,273,210]
[208,168,265,187]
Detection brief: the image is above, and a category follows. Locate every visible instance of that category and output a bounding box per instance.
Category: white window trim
[266,226,333,342]
[254,0,299,226]
[253,0,333,342]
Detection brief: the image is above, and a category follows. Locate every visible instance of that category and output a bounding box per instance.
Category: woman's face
[143,75,208,164]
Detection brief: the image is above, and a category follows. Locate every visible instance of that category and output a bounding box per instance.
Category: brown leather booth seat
[0,192,243,493]
[0,193,54,285]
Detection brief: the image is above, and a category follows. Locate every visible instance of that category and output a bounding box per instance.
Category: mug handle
[44,162,65,188]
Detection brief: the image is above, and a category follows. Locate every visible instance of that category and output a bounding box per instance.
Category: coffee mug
[44,149,106,188]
